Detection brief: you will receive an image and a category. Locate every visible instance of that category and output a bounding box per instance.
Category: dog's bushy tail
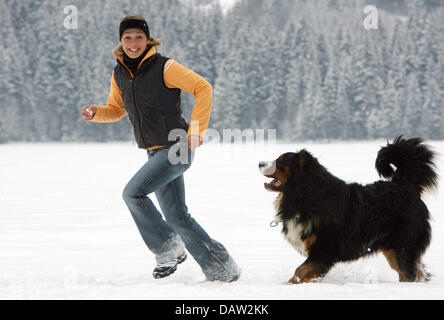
[375,135,438,194]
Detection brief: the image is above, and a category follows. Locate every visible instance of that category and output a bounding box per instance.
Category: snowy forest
[0,0,443,143]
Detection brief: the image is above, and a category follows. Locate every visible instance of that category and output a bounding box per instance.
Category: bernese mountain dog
[259,136,437,284]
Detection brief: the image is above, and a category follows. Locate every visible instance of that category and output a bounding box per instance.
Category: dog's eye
[276,159,288,170]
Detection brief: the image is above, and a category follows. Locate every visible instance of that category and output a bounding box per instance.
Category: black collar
[122,46,151,75]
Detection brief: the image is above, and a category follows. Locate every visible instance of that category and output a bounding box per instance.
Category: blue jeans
[122,143,240,281]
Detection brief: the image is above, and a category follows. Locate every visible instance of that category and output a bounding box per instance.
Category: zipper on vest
[129,76,149,148]
[118,57,149,148]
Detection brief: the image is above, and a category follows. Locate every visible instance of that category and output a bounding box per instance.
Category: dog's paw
[288,275,303,284]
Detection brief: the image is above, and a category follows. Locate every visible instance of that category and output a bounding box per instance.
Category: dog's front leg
[289,259,332,284]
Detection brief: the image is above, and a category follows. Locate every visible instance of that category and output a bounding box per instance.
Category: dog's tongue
[265,178,282,188]
[268,178,281,187]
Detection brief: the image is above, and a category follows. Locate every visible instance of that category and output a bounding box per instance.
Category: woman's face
[120,28,149,59]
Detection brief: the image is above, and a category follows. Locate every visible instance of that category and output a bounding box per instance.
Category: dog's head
[259,150,315,192]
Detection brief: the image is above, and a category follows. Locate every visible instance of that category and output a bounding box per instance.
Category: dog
[259,136,437,284]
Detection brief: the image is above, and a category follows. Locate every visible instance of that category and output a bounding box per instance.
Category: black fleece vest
[114,53,189,149]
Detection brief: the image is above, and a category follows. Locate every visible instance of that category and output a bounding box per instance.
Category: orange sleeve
[90,72,126,122]
[163,59,212,138]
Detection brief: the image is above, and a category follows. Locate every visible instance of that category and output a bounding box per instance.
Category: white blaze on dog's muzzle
[259,160,276,176]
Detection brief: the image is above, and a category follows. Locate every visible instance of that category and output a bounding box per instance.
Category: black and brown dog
[259,136,437,284]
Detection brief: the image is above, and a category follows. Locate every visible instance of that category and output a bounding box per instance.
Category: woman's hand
[188,135,203,150]
[81,105,97,121]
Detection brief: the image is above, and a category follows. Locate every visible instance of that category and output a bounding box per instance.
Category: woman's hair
[121,14,162,47]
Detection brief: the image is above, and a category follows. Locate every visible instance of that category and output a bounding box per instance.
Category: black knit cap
[119,18,150,40]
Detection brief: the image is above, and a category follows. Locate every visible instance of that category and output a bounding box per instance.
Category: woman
[81,15,240,282]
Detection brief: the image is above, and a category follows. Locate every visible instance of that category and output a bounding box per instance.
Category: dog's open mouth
[264,178,283,191]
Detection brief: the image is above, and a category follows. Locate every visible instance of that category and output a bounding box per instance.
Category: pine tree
[323,57,348,140]
[368,75,399,139]
[0,0,31,141]
[348,41,367,139]
[403,73,423,137]
[421,55,443,139]
[212,14,251,130]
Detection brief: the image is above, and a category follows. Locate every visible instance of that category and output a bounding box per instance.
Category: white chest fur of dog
[282,218,312,257]
[274,194,312,257]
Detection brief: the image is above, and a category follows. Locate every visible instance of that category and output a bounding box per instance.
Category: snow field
[0,140,443,299]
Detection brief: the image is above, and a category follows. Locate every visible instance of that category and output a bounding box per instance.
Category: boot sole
[153,253,187,279]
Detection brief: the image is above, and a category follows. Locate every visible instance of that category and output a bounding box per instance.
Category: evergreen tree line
[0,0,443,143]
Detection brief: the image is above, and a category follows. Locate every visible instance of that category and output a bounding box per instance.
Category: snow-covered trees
[0,0,443,142]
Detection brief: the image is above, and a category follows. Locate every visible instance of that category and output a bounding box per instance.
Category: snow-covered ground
[1,140,444,300]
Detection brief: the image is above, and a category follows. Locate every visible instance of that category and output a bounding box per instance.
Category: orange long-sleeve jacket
[90,46,212,149]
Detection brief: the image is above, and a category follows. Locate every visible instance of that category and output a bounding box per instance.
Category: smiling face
[120,28,149,59]
[259,153,296,192]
